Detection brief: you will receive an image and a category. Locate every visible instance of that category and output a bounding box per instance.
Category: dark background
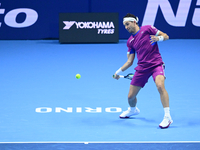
[0,0,199,40]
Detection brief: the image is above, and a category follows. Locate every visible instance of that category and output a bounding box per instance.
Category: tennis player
[113,13,173,129]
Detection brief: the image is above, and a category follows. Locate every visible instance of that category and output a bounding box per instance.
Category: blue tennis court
[0,40,200,149]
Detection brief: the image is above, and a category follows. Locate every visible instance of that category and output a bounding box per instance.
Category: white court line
[0,141,200,144]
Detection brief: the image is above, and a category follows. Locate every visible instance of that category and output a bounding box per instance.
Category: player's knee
[156,83,165,93]
[128,93,132,99]
[128,93,135,100]
[155,77,165,92]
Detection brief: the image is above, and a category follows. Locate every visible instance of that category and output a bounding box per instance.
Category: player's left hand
[150,35,158,44]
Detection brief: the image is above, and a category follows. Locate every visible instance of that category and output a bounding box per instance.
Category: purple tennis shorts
[131,64,165,88]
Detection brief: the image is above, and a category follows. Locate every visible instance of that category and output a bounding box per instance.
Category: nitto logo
[142,0,200,27]
[63,21,115,34]
[0,3,38,28]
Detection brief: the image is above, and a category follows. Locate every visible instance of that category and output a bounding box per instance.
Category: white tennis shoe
[119,107,140,118]
[159,116,173,129]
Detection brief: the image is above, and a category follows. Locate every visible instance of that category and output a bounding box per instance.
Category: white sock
[164,107,170,117]
[130,107,136,111]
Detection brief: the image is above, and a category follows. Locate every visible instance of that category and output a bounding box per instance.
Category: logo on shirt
[130,38,134,43]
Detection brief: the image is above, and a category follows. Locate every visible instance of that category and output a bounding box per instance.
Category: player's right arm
[113,38,135,79]
[121,53,135,71]
[113,53,135,79]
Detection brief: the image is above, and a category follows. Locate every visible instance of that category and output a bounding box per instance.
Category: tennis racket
[113,73,134,80]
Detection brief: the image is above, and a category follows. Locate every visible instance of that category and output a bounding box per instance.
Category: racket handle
[113,75,123,78]
[119,75,124,78]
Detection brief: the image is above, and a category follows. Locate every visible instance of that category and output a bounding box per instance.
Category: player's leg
[119,70,150,118]
[155,74,173,129]
[155,75,169,108]
[128,85,141,107]
[119,85,141,118]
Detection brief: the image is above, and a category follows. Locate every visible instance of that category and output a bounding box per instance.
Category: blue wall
[0,0,200,40]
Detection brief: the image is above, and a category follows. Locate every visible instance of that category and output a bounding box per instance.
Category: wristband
[158,36,164,41]
[115,68,122,75]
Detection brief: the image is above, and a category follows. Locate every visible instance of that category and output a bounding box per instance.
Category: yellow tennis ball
[76,74,81,79]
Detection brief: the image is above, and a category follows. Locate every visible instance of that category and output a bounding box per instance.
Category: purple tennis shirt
[127,25,164,71]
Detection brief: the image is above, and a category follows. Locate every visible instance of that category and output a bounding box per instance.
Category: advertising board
[59,13,119,43]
